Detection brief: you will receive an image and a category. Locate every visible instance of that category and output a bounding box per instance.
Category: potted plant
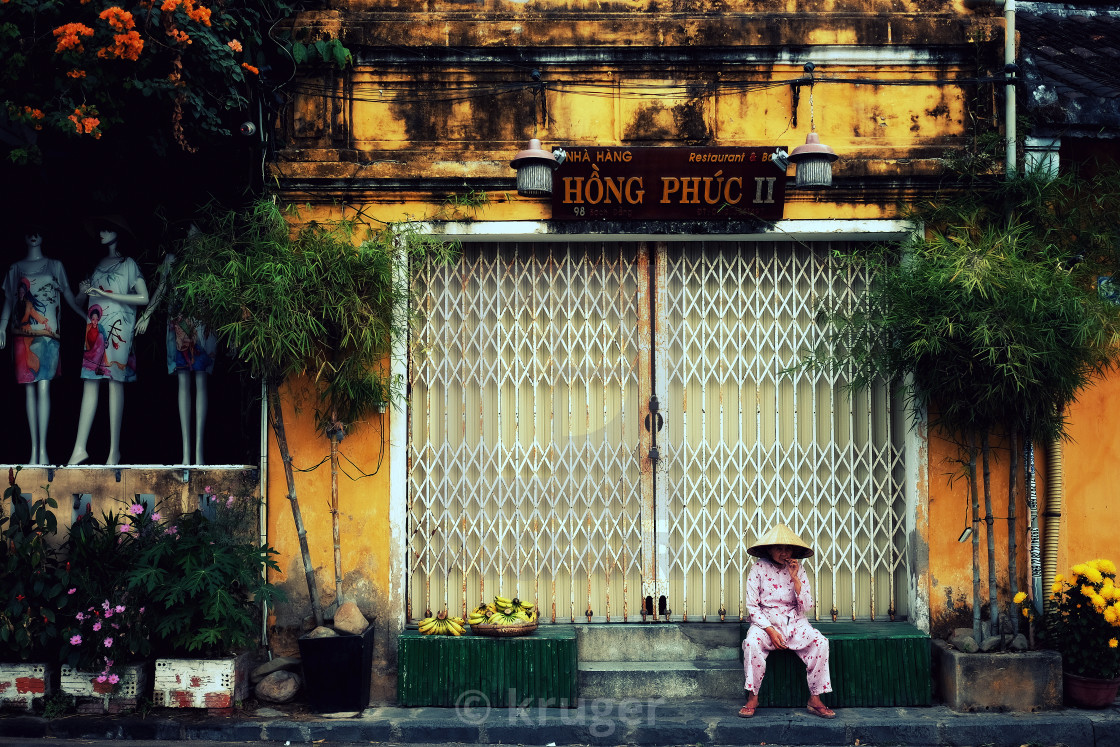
[59,501,159,714]
[1029,558,1120,707]
[0,467,72,712]
[125,488,284,711]
[174,199,452,709]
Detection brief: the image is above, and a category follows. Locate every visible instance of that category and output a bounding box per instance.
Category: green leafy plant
[173,198,454,625]
[0,467,74,662]
[61,502,161,677]
[802,167,1120,640]
[125,487,284,657]
[41,690,75,718]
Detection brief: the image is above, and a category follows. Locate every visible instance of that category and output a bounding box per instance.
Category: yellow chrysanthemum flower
[1090,559,1101,571]
[1085,567,1104,584]
[1111,639,1119,649]
[1021,608,1029,618]
[1093,596,1108,613]
[1106,606,1118,624]
[1052,581,1064,595]
[1099,559,1117,575]
[1081,584,1096,598]
[1013,591,1027,604]
[1055,573,1064,584]
[1072,564,1089,579]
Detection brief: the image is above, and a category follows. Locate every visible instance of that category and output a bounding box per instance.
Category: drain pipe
[964,0,1017,175]
[1042,435,1063,596]
[260,379,270,650]
[966,0,1053,610]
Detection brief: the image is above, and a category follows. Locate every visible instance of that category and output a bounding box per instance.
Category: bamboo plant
[174,199,452,626]
[802,166,1120,642]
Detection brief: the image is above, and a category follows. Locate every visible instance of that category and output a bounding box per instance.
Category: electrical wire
[284,73,1010,106]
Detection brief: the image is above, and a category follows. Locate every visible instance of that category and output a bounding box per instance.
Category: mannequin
[136,227,216,465]
[0,229,84,464]
[68,221,149,466]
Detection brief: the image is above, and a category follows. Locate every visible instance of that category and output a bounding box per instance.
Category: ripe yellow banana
[494,594,513,609]
[418,616,438,634]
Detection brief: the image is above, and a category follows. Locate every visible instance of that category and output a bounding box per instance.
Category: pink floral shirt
[745,558,814,632]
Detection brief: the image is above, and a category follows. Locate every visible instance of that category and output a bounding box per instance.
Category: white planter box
[0,662,55,711]
[60,662,151,714]
[152,653,251,711]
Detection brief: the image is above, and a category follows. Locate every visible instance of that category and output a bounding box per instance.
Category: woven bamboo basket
[469,621,539,637]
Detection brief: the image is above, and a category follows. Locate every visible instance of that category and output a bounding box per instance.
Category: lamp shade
[510,138,560,196]
[788,132,839,189]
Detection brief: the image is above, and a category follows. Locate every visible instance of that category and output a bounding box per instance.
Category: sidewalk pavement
[3,698,1120,746]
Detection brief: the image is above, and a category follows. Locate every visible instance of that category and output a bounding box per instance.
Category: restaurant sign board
[551,146,786,221]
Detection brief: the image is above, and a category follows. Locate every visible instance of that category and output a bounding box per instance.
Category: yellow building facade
[266,0,1115,701]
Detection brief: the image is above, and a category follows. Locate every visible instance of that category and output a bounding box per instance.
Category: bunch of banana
[466,603,492,626]
[480,594,538,626]
[417,610,465,636]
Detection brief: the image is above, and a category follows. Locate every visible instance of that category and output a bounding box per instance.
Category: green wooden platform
[397,626,578,707]
[739,621,932,707]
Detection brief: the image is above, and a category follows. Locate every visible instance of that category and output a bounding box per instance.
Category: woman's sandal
[738,704,756,718]
[806,703,836,719]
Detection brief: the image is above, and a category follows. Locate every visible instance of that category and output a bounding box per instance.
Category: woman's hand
[765,626,788,649]
[788,558,802,595]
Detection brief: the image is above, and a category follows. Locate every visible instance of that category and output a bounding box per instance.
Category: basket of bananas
[416,610,467,636]
[466,594,539,637]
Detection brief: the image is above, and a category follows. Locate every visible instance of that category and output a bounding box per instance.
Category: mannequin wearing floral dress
[68,225,148,466]
[136,234,218,465]
[0,230,84,464]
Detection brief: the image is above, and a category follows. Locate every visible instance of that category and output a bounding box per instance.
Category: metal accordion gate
[407,240,908,624]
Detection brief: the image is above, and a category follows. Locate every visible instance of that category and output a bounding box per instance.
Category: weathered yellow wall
[264,375,395,698]
[1060,373,1120,567]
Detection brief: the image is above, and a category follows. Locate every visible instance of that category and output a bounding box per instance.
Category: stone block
[931,638,1062,712]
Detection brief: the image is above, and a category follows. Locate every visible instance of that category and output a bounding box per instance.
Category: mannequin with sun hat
[68,215,148,465]
[739,523,835,720]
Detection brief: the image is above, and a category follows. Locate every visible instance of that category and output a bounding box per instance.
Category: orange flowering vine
[67,69,88,79]
[241,63,259,75]
[68,106,102,138]
[99,7,136,32]
[53,23,95,54]
[227,39,242,53]
[166,28,191,45]
[98,30,144,61]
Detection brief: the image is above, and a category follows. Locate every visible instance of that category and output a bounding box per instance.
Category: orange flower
[241,63,259,75]
[68,106,102,138]
[227,39,242,53]
[53,23,95,54]
[187,5,211,26]
[166,28,191,44]
[67,69,87,78]
[160,0,180,10]
[99,7,136,32]
[97,30,144,60]
[13,106,45,130]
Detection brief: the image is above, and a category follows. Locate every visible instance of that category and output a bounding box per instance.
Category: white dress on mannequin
[68,228,149,466]
[136,248,217,465]
[0,232,84,464]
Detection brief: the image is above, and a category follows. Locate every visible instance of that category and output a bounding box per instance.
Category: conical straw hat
[747,524,813,559]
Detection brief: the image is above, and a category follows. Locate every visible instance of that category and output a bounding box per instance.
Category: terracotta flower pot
[1063,671,1120,709]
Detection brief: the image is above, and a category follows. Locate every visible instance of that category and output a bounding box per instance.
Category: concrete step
[574,623,745,699]
[579,660,744,699]
[575,623,741,662]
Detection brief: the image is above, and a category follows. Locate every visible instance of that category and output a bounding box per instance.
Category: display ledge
[3,465,260,523]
